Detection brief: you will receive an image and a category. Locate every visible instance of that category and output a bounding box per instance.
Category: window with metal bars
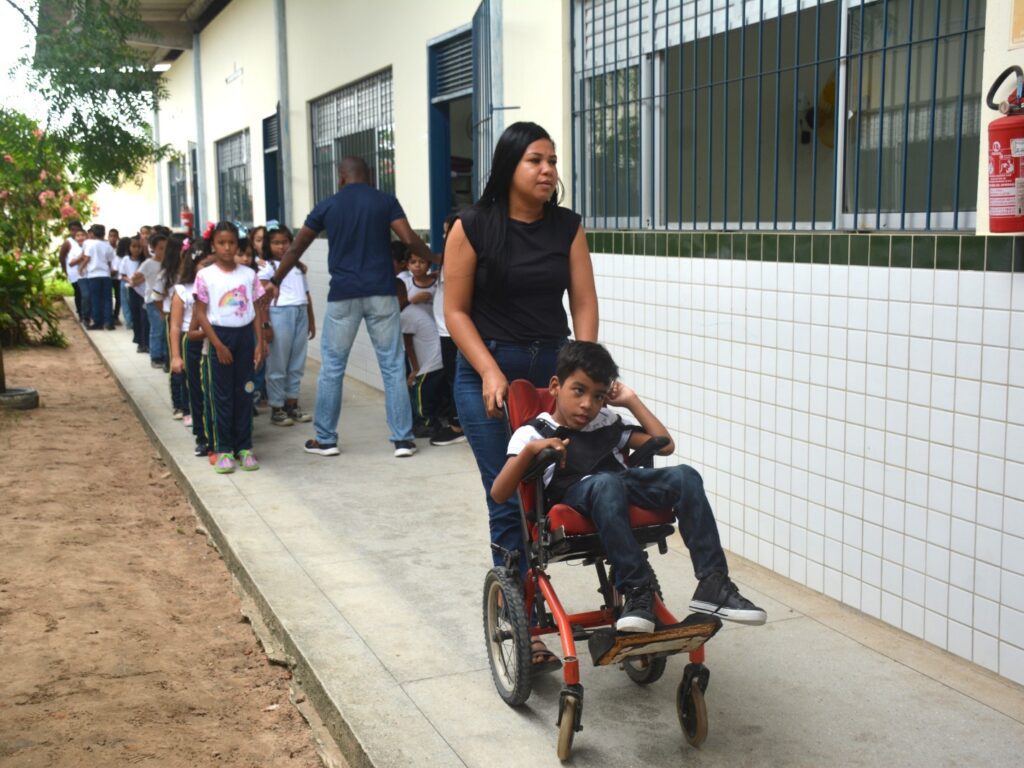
[215,130,253,226]
[168,158,187,227]
[310,69,395,204]
[572,0,985,232]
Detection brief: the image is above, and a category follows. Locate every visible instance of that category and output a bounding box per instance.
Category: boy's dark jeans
[559,465,729,591]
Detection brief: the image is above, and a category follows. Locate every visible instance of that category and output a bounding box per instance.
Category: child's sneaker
[689,571,767,625]
[194,441,208,458]
[616,584,656,633]
[171,408,184,420]
[214,453,236,474]
[236,450,260,471]
[270,407,294,427]
[286,406,312,423]
[183,413,193,428]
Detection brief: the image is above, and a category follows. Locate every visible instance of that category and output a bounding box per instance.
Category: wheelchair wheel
[676,672,708,747]
[556,694,579,761]
[622,655,667,685]
[483,568,533,707]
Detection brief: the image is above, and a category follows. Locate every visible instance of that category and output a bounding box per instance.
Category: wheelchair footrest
[587,613,722,667]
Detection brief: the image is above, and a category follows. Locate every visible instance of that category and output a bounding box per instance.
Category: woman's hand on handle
[481,368,509,419]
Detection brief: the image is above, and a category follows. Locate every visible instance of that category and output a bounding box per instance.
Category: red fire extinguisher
[987,65,1024,232]
[180,205,194,239]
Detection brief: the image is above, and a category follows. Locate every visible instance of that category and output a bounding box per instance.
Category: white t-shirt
[66,239,83,284]
[138,259,165,304]
[433,269,449,337]
[120,258,145,297]
[400,304,442,376]
[194,263,264,328]
[260,260,309,307]
[173,282,196,331]
[407,276,437,309]
[82,239,115,279]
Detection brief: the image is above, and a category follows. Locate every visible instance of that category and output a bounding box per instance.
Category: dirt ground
[0,310,322,767]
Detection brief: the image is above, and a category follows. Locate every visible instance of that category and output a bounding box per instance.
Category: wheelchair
[483,379,722,760]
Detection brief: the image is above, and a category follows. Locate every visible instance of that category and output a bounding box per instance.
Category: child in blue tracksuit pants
[193,221,266,474]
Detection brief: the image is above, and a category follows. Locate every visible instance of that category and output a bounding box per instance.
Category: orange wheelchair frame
[482,380,721,760]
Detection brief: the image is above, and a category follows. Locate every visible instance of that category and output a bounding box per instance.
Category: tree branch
[3,0,37,31]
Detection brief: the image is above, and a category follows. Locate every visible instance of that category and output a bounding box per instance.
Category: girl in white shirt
[193,222,266,474]
[260,224,316,427]
[170,245,212,457]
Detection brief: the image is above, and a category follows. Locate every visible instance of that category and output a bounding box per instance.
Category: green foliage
[0,108,86,347]
[11,0,170,187]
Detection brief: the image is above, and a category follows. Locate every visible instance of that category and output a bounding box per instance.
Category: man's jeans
[314,296,412,445]
[560,466,729,590]
[267,305,309,407]
[453,339,564,572]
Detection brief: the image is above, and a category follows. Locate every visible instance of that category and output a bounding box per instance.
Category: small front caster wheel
[556,694,579,761]
[676,676,708,747]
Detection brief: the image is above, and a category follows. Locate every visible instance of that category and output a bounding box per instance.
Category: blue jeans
[145,302,166,362]
[87,276,112,327]
[314,295,412,445]
[267,305,309,406]
[120,283,133,328]
[453,339,565,571]
[560,466,729,590]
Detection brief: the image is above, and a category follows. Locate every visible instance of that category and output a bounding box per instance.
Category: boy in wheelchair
[491,341,766,634]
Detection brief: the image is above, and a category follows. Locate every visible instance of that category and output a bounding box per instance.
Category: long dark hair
[161,234,186,289]
[470,121,559,291]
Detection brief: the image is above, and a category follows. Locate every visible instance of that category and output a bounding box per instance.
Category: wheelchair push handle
[628,436,671,468]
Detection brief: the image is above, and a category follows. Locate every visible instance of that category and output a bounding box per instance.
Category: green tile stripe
[584,230,1024,272]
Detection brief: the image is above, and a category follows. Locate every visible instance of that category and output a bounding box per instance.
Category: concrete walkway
[84,323,1024,768]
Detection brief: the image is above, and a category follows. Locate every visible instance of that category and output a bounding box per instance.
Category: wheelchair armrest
[522,447,561,482]
[627,436,670,468]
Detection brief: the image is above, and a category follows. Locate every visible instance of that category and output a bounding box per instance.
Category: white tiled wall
[591,252,1024,685]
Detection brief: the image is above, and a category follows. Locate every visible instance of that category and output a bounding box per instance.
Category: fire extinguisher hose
[987,65,1024,112]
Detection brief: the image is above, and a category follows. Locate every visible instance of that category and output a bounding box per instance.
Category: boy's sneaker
[689,571,767,625]
[430,427,467,446]
[286,406,312,423]
[183,414,193,428]
[194,442,208,458]
[236,450,260,471]
[393,440,417,458]
[214,453,236,474]
[270,407,294,427]
[172,409,184,420]
[616,584,656,633]
[304,439,340,456]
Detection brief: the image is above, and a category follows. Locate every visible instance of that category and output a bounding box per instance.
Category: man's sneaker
[214,453,236,474]
[183,414,193,428]
[286,406,312,423]
[194,442,208,458]
[393,440,417,458]
[304,439,340,456]
[172,409,184,420]
[150,359,164,369]
[430,427,467,446]
[616,584,656,633]
[270,407,294,427]
[413,422,432,439]
[236,449,260,471]
[689,571,767,625]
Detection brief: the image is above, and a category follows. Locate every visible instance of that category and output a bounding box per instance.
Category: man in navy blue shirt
[265,156,436,458]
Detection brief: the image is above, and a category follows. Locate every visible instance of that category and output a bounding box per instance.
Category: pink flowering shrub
[0,108,92,346]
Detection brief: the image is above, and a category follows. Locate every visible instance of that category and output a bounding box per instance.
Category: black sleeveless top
[459,204,581,343]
